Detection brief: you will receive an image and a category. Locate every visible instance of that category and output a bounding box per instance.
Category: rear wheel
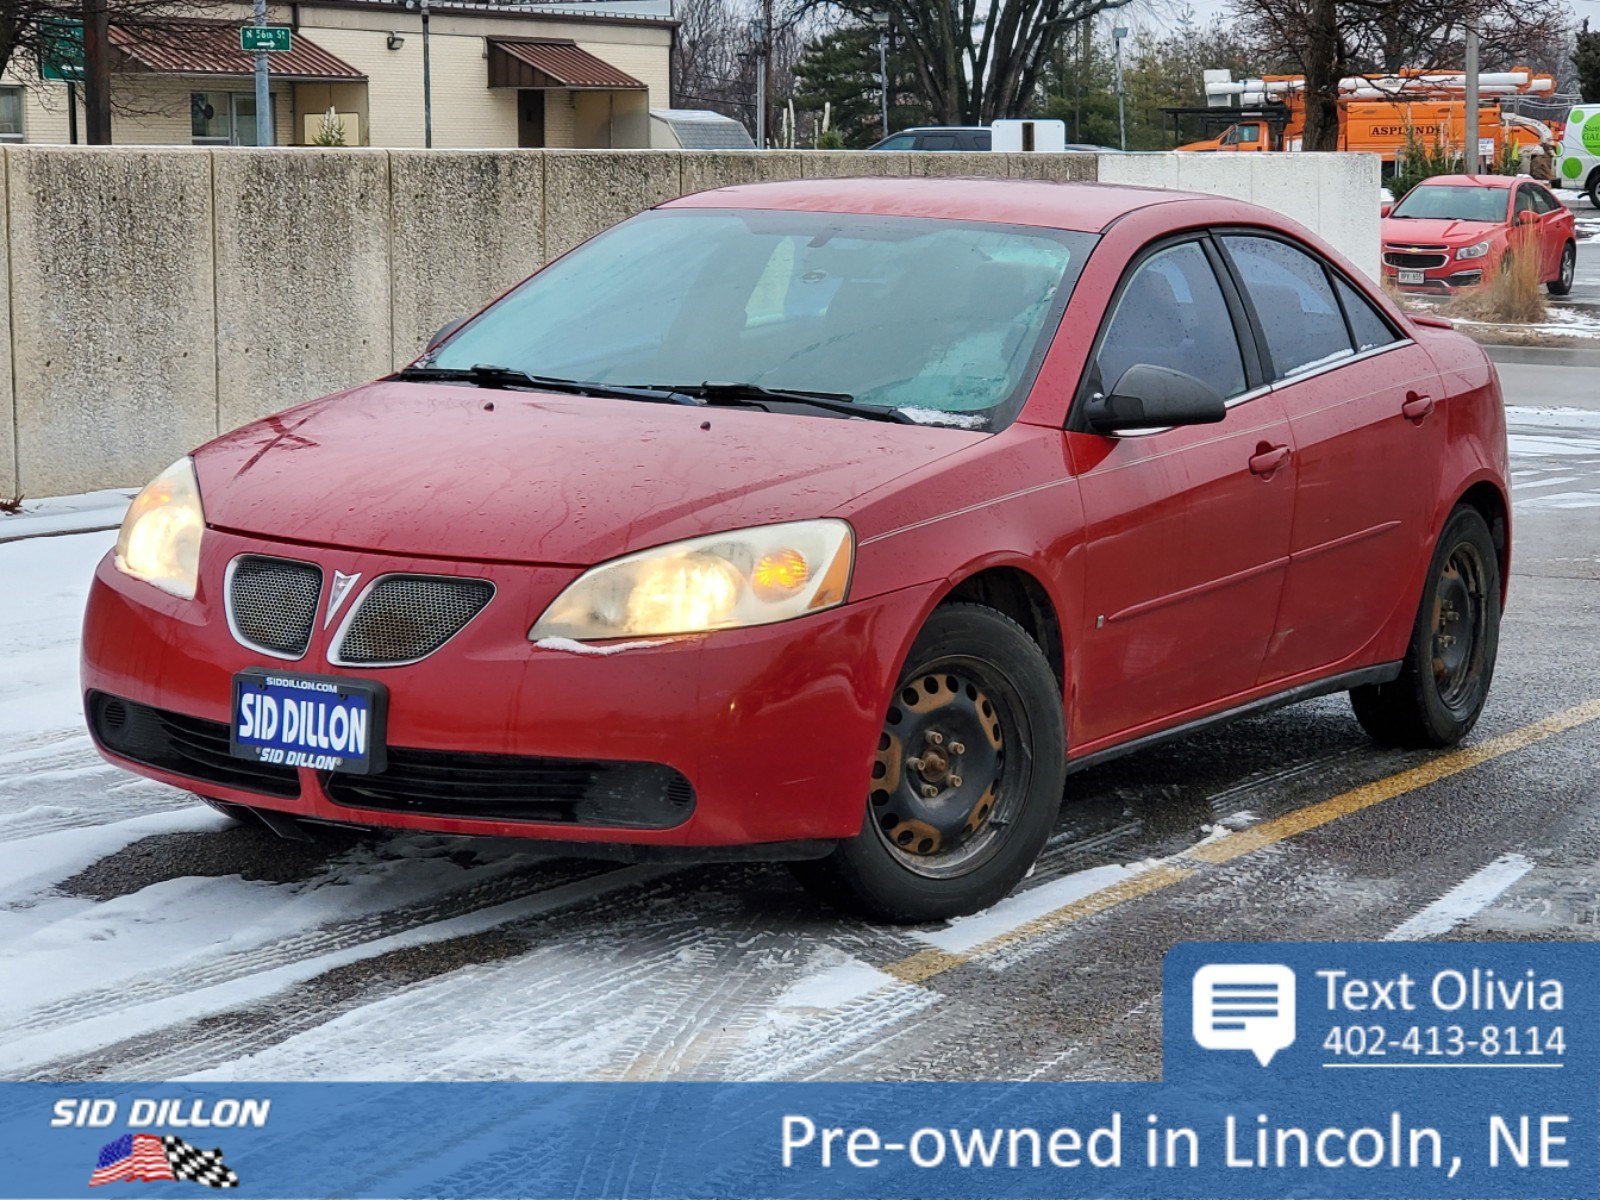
[1350,505,1500,748]
[1548,242,1576,296]
[1589,173,1600,210]
[790,603,1065,922]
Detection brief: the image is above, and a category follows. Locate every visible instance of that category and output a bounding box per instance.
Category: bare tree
[0,0,241,85]
[802,0,1134,123]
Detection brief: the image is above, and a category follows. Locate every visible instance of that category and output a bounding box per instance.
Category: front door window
[191,91,273,146]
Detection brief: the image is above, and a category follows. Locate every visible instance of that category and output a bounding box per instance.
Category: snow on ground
[0,490,133,542]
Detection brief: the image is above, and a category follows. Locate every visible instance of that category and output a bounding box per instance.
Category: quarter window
[1093,241,1247,401]
[1223,235,1353,378]
[1333,277,1399,353]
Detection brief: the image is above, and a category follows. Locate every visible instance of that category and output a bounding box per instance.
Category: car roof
[1418,175,1519,190]
[662,177,1213,234]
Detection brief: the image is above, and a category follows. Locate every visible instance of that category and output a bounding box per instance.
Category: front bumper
[82,529,937,847]
[1381,256,1489,294]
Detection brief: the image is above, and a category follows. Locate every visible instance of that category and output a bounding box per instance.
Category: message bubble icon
[1192,963,1296,1067]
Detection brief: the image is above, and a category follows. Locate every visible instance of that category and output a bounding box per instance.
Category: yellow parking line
[885,699,1600,985]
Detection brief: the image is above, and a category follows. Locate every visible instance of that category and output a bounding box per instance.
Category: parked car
[85,179,1509,922]
[869,126,991,151]
[1382,174,1576,296]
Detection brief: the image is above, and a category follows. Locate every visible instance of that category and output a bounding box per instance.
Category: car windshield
[1389,185,1507,223]
[425,209,1090,428]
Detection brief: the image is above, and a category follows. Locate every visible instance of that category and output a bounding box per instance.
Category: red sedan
[1382,174,1577,296]
[83,179,1509,921]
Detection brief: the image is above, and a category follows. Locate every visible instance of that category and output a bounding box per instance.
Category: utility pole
[253,0,271,145]
[81,0,111,143]
[753,0,772,148]
[422,0,433,148]
[1113,25,1128,151]
[1463,28,1480,174]
[874,10,890,138]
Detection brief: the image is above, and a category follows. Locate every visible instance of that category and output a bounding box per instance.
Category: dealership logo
[89,1134,240,1189]
[325,570,362,627]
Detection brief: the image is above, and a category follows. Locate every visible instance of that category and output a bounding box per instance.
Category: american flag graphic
[89,1133,240,1188]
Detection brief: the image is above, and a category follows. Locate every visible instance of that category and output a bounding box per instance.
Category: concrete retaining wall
[0,147,1381,499]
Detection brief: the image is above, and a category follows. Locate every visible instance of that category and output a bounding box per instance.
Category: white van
[1554,106,1600,206]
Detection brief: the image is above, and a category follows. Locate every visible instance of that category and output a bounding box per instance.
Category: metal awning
[487,39,644,90]
[110,22,366,82]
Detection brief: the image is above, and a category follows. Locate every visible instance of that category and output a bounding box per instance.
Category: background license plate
[230,669,387,774]
[1398,269,1424,284]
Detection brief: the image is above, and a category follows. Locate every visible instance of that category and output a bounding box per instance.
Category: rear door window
[1332,276,1400,353]
[1221,235,1354,378]
[1091,240,1248,402]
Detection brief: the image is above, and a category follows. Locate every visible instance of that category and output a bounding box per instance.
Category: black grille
[228,556,323,658]
[88,692,300,798]
[1383,250,1448,270]
[325,746,695,828]
[334,576,494,666]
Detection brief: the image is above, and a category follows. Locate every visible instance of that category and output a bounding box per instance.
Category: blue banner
[6,942,1596,1198]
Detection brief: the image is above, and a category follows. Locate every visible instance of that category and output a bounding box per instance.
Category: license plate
[230,669,387,774]
[1398,269,1424,285]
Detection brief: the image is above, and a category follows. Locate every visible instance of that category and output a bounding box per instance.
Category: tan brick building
[0,0,675,148]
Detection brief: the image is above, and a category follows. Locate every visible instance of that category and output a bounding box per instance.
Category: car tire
[1548,242,1576,296]
[1350,505,1501,749]
[1589,173,1600,210]
[790,603,1065,923]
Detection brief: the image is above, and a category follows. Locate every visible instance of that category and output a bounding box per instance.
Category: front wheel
[1548,242,1576,297]
[1350,505,1501,748]
[791,603,1065,922]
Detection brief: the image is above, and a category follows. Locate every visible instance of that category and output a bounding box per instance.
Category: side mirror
[1380,202,1392,218]
[1516,210,1538,225]
[425,316,468,353]
[1084,364,1227,435]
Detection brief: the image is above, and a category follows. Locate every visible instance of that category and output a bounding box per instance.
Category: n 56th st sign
[240,25,292,52]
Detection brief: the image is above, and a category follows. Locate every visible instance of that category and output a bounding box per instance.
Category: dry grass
[1442,229,1548,325]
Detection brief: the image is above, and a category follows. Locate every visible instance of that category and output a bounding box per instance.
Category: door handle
[1402,392,1435,422]
[1248,443,1291,476]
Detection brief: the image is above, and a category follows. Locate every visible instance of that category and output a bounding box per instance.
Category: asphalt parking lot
[2,346,1598,1084]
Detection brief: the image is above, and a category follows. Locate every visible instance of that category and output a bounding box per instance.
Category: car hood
[195,381,982,565]
[1382,217,1503,245]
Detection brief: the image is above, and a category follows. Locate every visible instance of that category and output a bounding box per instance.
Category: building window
[0,88,24,143]
[191,91,273,146]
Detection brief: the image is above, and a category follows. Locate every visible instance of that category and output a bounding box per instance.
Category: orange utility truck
[1180,68,1556,164]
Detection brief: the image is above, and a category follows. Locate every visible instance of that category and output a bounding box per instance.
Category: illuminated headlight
[530,520,854,641]
[1456,241,1491,260]
[114,458,205,599]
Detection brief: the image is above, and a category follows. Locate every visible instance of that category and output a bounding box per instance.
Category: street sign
[40,19,85,82]
[240,26,292,53]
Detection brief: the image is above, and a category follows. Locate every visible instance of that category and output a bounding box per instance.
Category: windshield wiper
[393,364,698,405]
[638,381,916,424]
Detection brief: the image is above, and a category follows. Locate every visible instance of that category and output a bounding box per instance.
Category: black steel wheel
[792,603,1065,922]
[1351,505,1501,748]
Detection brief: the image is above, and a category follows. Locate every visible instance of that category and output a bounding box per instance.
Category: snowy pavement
[3,374,1600,1083]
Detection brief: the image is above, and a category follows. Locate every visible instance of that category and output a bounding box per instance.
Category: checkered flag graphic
[162,1136,241,1189]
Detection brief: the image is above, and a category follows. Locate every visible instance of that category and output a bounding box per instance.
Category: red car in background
[83,179,1509,922]
[1382,174,1576,296]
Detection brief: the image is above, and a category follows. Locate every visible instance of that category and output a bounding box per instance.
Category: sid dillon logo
[89,1134,240,1189]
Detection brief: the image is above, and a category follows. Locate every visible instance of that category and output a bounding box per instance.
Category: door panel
[1069,394,1297,746]
[1259,343,1444,680]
